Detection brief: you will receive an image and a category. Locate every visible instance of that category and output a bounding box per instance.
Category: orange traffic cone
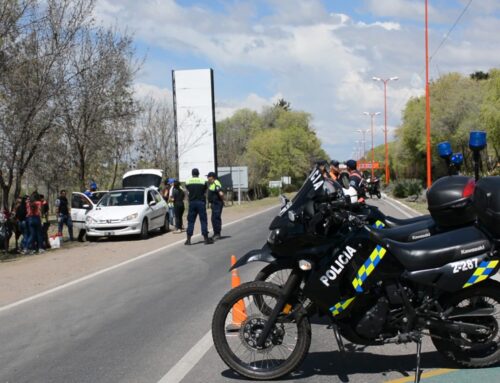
[226,255,247,332]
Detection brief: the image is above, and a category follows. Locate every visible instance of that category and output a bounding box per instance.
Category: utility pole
[372,76,398,184]
[425,0,432,188]
[363,112,381,179]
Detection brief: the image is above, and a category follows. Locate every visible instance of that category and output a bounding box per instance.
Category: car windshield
[98,190,144,207]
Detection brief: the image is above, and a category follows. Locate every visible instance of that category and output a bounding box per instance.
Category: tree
[135,98,177,177]
[216,109,261,166]
[273,98,291,111]
[480,69,500,169]
[0,0,94,209]
[57,24,138,190]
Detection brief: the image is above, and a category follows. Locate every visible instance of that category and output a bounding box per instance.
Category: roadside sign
[269,180,282,188]
[281,176,291,185]
[359,162,380,170]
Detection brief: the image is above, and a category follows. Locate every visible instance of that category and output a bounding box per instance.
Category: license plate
[105,231,114,236]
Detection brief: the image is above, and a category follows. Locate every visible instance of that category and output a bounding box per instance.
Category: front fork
[256,268,302,348]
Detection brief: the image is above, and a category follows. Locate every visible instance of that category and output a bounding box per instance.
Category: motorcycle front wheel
[254,264,315,315]
[212,281,311,380]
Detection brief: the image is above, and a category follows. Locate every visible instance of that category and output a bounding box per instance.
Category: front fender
[230,244,276,271]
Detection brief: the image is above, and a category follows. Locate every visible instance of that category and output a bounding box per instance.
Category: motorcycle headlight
[267,229,280,245]
[123,213,138,221]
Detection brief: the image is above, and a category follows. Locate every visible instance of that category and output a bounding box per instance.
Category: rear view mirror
[279,194,289,208]
[149,200,156,206]
[82,204,91,209]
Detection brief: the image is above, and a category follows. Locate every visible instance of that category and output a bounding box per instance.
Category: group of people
[318,159,366,197]
[11,192,50,254]
[182,168,225,246]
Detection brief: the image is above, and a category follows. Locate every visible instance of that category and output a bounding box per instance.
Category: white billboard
[172,69,217,182]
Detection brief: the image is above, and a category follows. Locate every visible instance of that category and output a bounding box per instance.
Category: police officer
[346,160,366,198]
[329,160,340,180]
[207,171,224,241]
[184,168,213,245]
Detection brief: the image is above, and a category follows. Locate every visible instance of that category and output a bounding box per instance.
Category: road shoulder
[0,199,278,307]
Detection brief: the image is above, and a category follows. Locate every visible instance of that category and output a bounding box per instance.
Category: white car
[85,187,169,240]
[71,191,108,236]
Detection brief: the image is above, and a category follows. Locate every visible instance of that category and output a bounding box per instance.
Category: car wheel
[160,214,169,234]
[140,219,149,240]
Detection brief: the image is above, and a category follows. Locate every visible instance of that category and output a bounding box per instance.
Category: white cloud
[133,83,172,103]
[95,0,500,159]
[215,93,282,121]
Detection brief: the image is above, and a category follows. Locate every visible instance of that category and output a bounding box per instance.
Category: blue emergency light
[451,153,463,166]
[469,131,487,151]
[437,141,452,159]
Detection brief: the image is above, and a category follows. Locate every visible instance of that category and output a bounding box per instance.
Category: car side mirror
[149,200,156,206]
[83,204,91,209]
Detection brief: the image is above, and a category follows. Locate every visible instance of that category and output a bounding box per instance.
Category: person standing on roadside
[170,180,185,233]
[167,178,175,226]
[27,192,44,254]
[14,196,29,254]
[40,194,51,249]
[55,190,74,241]
[207,171,224,241]
[184,168,213,245]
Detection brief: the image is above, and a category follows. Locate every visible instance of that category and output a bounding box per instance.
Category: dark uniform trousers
[211,200,223,235]
[187,200,208,237]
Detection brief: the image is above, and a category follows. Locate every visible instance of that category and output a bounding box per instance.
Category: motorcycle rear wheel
[212,281,311,380]
[431,280,500,368]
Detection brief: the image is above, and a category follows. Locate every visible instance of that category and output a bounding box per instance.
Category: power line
[390,0,474,119]
[430,0,473,61]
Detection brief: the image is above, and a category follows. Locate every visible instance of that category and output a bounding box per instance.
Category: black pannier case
[473,176,500,238]
[427,176,476,227]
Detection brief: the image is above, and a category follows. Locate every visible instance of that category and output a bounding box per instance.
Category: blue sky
[95,0,500,160]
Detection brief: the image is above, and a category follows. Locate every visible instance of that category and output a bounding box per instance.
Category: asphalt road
[0,197,499,383]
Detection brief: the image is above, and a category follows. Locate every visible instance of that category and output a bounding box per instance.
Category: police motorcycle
[253,140,472,293]
[212,131,500,381]
[366,175,382,199]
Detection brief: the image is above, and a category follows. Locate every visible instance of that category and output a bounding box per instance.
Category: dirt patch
[0,198,279,307]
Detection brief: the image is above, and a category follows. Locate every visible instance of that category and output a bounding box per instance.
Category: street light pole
[425,0,432,188]
[373,76,398,184]
[363,112,380,179]
[356,128,370,160]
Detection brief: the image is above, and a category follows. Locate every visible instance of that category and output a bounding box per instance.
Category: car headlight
[86,216,97,224]
[123,213,138,221]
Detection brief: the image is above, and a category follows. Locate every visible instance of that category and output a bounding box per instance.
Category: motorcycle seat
[368,220,435,243]
[382,226,491,271]
[384,214,433,228]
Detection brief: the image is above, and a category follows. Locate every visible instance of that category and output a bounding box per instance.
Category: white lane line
[158,330,213,383]
[0,204,279,314]
[380,194,420,218]
[384,195,423,217]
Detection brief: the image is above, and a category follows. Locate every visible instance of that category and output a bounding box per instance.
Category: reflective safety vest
[208,179,223,203]
[185,177,207,202]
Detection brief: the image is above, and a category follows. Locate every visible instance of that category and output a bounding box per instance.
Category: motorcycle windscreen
[279,166,342,217]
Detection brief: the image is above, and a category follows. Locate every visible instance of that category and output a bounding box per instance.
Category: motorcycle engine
[355,297,389,339]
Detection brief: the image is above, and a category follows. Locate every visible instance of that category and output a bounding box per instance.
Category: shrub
[392,179,423,198]
[392,181,407,198]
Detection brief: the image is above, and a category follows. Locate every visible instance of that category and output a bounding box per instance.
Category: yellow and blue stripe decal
[463,260,499,288]
[352,245,387,293]
[330,297,355,316]
[372,220,385,229]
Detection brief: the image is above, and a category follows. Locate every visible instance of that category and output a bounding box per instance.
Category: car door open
[71,192,94,232]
